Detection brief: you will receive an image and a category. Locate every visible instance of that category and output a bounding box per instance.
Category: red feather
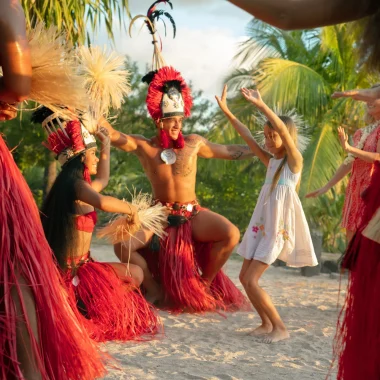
[146,66,193,119]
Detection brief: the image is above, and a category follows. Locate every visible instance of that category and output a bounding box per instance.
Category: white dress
[237,158,318,267]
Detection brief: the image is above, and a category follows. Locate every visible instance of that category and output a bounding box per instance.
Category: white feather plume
[26,22,88,119]
[253,107,311,153]
[77,46,131,132]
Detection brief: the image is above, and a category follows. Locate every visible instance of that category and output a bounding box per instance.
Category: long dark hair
[40,155,86,269]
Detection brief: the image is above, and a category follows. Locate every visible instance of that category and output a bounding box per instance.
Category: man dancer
[101,66,253,312]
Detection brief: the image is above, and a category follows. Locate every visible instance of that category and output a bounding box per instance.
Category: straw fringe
[26,22,88,119]
[97,190,167,244]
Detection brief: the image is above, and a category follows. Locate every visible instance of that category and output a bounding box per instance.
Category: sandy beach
[91,244,346,380]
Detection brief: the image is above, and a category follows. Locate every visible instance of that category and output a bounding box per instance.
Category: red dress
[341,125,380,232]
[334,162,380,379]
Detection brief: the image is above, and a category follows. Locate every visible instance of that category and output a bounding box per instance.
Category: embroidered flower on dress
[252,219,266,237]
[277,219,289,241]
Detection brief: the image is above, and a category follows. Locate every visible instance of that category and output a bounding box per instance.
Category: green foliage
[21,0,131,45]
[220,21,380,252]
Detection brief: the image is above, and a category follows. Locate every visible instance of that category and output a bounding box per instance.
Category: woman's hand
[338,126,351,152]
[95,126,110,145]
[332,87,380,102]
[241,88,265,108]
[305,187,328,198]
[129,205,140,226]
[0,102,18,121]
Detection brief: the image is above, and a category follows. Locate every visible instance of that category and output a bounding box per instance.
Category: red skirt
[140,202,250,313]
[334,162,380,379]
[64,255,161,342]
[0,136,105,379]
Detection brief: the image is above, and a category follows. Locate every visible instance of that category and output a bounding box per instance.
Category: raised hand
[95,126,110,145]
[337,126,350,152]
[215,84,230,114]
[332,87,380,102]
[241,88,264,107]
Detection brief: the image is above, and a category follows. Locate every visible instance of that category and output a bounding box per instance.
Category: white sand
[91,244,346,380]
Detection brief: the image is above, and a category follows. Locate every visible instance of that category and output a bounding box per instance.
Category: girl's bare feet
[261,328,290,343]
[248,324,273,337]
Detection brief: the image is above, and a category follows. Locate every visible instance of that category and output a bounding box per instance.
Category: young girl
[33,107,161,342]
[216,85,317,343]
[306,85,380,243]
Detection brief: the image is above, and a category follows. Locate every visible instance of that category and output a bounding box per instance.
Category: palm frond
[255,58,331,122]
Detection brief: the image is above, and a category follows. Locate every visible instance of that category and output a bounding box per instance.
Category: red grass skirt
[64,258,161,342]
[140,213,249,313]
[334,162,380,379]
[0,136,105,379]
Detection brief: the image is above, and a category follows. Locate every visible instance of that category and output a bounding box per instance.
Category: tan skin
[73,128,143,287]
[0,0,32,120]
[100,116,254,303]
[228,0,379,30]
[306,93,380,242]
[217,85,302,343]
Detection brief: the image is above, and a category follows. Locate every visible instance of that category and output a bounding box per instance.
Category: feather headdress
[26,22,88,119]
[253,107,311,153]
[129,1,193,120]
[77,46,131,133]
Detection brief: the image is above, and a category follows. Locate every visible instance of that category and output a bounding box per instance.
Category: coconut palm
[207,20,380,251]
[21,0,130,44]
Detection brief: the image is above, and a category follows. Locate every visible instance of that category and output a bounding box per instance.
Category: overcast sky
[93,0,252,102]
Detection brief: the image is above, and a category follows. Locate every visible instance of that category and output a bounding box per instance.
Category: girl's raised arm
[241,88,303,173]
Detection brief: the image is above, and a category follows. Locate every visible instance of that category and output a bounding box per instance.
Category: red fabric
[341,125,380,231]
[334,161,380,379]
[75,211,97,233]
[64,258,161,342]
[146,66,193,119]
[139,202,250,313]
[0,136,105,379]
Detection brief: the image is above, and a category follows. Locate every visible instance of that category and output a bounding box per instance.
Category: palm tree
[208,20,380,251]
[21,0,130,45]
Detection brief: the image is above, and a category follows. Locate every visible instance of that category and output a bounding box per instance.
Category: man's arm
[198,137,254,160]
[228,0,378,30]
[98,117,138,153]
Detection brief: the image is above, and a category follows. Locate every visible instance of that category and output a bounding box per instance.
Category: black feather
[163,11,176,38]
[142,70,158,84]
[163,80,182,94]
[31,106,56,125]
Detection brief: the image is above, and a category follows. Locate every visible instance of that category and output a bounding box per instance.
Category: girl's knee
[245,278,260,292]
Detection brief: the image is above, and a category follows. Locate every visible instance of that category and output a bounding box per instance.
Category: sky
[93,0,252,102]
